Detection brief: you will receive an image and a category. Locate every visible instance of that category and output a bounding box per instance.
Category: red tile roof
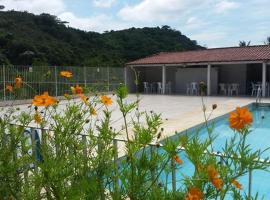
[127,45,270,66]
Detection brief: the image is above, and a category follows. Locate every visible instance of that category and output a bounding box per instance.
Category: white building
[125,45,270,97]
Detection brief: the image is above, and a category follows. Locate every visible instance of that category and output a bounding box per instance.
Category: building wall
[218,64,247,95]
[175,67,218,94]
[141,67,162,82]
[166,67,177,92]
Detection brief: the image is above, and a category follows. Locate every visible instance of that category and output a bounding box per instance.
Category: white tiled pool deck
[1,95,270,155]
[114,95,270,140]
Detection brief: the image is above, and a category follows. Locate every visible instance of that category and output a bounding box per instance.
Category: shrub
[0,72,269,199]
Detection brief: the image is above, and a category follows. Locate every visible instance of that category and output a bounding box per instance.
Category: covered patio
[125,45,270,97]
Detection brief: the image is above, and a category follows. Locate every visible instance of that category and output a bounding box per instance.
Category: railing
[7,123,269,198]
[0,65,124,101]
[256,86,262,104]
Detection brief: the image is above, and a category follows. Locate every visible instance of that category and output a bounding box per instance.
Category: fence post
[3,64,6,101]
[171,156,176,193]
[83,66,87,87]
[150,145,157,185]
[54,66,58,96]
[30,128,38,173]
[248,168,252,198]
[107,65,110,92]
[113,139,120,197]
[97,139,105,200]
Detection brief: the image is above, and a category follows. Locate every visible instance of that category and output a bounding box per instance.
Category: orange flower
[211,178,223,190]
[185,187,204,200]
[231,179,242,190]
[101,95,112,106]
[15,76,22,88]
[79,94,89,105]
[207,165,223,190]
[173,155,183,165]
[6,85,13,92]
[32,92,57,107]
[229,107,253,130]
[60,70,72,78]
[71,85,83,94]
[33,112,42,124]
[207,165,219,179]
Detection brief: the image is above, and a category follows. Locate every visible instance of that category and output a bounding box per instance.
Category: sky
[1,0,270,48]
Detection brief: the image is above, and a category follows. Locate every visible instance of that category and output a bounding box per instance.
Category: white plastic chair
[251,82,258,96]
[157,82,163,94]
[165,82,172,94]
[186,83,191,95]
[150,83,156,93]
[230,83,239,96]
[219,83,227,95]
[143,82,150,93]
[190,82,198,95]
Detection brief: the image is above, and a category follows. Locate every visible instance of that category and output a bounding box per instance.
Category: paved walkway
[2,95,270,156]
[113,95,269,139]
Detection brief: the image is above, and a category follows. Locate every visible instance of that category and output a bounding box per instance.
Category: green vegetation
[0,11,203,66]
[0,81,269,199]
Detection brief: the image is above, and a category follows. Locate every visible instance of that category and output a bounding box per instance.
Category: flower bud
[212,104,217,110]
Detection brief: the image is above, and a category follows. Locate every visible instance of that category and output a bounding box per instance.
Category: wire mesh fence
[9,124,269,199]
[0,65,124,101]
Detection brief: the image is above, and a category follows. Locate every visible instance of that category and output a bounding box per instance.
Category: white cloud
[58,12,129,32]
[0,0,125,32]
[93,0,115,8]
[185,17,207,30]
[118,0,200,23]
[1,0,65,15]
[190,31,228,47]
[215,0,240,14]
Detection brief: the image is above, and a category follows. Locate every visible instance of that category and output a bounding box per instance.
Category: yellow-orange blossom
[71,85,83,94]
[101,95,112,106]
[229,107,253,130]
[207,165,223,190]
[185,187,203,200]
[60,71,73,78]
[15,76,22,88]
[32,92,57,107]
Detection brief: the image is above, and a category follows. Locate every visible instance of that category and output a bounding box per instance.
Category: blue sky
[1,0,270,47]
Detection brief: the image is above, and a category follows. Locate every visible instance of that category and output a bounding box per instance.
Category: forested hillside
[0,11,204,67]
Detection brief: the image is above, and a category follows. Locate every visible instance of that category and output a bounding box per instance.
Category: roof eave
[126,59,270,67]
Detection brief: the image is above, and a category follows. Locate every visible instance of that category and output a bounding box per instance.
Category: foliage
[264,37,270,45]
[0,73,269,199]
[0,11,203,66]
[239,41,251,47]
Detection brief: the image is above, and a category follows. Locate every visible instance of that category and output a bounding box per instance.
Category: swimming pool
[161,103,270,199]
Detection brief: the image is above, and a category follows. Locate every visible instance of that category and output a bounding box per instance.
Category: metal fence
[0,65,124,101]
[12,124,270,199]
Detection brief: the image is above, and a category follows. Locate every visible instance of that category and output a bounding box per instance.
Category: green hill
[0,11,204,67]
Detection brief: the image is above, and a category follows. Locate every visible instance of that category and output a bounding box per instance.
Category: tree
[264,37,270,45]
[239,40,251,47]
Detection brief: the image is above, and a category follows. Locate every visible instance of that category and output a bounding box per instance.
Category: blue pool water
[161,103,270,199]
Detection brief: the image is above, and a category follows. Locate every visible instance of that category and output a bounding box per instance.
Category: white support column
[262,62,267,97]
[162,65,166,94]
[207,64,211,96]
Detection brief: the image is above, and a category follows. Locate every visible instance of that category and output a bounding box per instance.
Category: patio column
[207,64,211,96]
[162,65,166,94]
[262,62,267,97]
